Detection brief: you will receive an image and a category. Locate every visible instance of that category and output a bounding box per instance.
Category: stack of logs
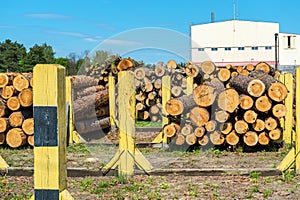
[0,73,34,148]
[165,61,288,149]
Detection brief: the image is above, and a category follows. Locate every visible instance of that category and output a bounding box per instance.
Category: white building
[191,20,300,72]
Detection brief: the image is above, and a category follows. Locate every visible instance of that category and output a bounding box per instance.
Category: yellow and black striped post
[31,64,73,200]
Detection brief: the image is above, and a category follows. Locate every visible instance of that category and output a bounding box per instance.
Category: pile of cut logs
[0,73,33,148]
[165,62,288,149]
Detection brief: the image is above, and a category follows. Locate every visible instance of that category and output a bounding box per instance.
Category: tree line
[0,39,110,75]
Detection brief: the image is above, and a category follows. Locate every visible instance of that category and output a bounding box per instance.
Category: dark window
[211,48,218,51]
[287,36,291,48]
[238,47,244,50]
[265,46,272,50]
[251,47,258,50]
[225,47,231,51]
[198,48,205,51]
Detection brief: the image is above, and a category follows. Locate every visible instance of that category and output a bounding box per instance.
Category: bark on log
[230,74,265,97]
[166,94,197,115]
[243,131,258,146]
[76,117,110,134]
[258,132,270,145]
[76,85,105,99]
[18,88,33,107]
[117,58,134,71]
[22,118,34,135]
[255,95,272,112]
[218,88,240,113]
[0,99,8,117]
[226,131,239,145]
[137,111,150,120]
[6,128,27,148]
[189,107,210,127]
[0,133,5,145]
[72,75,98,89]
[239,94,254,110]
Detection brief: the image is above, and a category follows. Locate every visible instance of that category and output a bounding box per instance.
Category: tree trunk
[185,62,200,78]
[253,119,265,132]
[76,117,110,134]
[230,74,265,97]
[193,84,218,107]
[153,79,162,90]
[6,128,27,148]
[117,58,134,71]
[163,123,180,137]
[186,133,197,145]
[1,86,16,99]
[209,131,225,145]
[201,61,216,75]
[154,64,165,77]
[166,94,197,115]
[258,132,270,145]
[198,135,209,146]
[22,118,34,135]
[265,117,278,131]
[215,110,230,123]
[243,131,258,146]
[268,128,282,141]
[0,118,8,133]
[137,111,149,120]
[217,88,240,113]
[12,74,30,92]
[0,99,9,117]
[180,123,193,136]
[218,68,231,82]
[234,120,249,134]
[226,131,239,145]
[171,86,183,97]
[255,62,272,74]
[0,73,11,88]
[243,110,258,124]
[7,96,20,111]
[194,126,205,138]
[175,134,185,145]
[9,111,25,127]
[239,94,254,110]
[255,95,272,112]
[220,122,233,135]
[272,104,287,118]
[18,88,33,107]
[189,107,210,127]
[27,135,34,146]
[205,120,217,132]
[167,59,177,69]
[0,133,5,145]
[134,67,146,80]
[72,75,98,89]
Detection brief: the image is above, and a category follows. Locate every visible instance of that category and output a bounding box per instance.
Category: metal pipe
[275,33,278,70]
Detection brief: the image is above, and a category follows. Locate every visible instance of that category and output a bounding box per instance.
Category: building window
[265,46,272,50]
[225,47,231,51]
[238,47,244,50]
[251,47,258,50]
[287,36,291,48]
[198,48,205,51]
[211,48,218,51]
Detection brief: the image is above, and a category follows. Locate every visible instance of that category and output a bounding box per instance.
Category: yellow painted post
[102,71,152,176]
[152,75,171,144]
[186,76,194,95]
[66,77,74,144]
[295,68,300,173]
[278,74,286,139]
[0,155,9,173]
[31,64,73,200]
[109,75,117,128]
[283,73,294,144]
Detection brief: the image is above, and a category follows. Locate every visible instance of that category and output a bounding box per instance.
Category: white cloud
[84,37,99,42]
[103,39,142,46]
[25,13,69,19]
[47,31,86,38]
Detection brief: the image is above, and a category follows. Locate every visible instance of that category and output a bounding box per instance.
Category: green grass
[135,120,162,127]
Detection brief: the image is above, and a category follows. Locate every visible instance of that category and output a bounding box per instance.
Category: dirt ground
[0,132,300,199]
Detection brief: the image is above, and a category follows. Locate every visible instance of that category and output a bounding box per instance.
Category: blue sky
[1,0,299,63]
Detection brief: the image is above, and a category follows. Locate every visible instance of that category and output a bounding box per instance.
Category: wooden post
[186,76,194,95]
[283,73,294,144]
[152,75,171,144]
[102,71,152,176]
[296,68,300,173]
[109,75,117,128]
[0,155,9,173]
[31,64,73,200]
[66,77,74,144]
